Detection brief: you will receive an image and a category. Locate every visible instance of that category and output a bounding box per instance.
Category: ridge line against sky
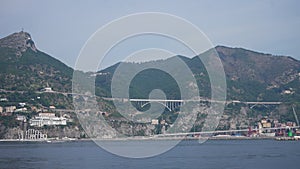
[1,0,300,68]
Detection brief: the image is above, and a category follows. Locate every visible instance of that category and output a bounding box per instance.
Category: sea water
[0,140,300,169]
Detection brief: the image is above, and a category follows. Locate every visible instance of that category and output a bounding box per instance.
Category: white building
[15,107,27,112]
[0,98,8,102]
[43,87,53,92]
[16,115,27,122]
[0,106,3,113]
[151,119,159,125]
[30,112,67,127]
[19,103,26,107]
[49,105,56,109]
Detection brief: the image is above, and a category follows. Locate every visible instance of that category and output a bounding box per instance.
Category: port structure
[156,126,300,137]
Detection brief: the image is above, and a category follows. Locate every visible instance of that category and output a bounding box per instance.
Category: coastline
[0,136,284,142]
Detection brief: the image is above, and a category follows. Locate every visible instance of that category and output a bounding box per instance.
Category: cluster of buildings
[0,87,55,116]
[0,99,30,115]
[0,105,29,116]
[0,93,72,129]
[0,104,56,117]
[248,117,299,137]
[0,96,56,116]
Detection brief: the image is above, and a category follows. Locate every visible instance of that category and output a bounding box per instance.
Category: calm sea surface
[0,139,300,169]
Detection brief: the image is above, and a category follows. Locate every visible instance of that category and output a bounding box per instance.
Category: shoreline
[0,136,290,142]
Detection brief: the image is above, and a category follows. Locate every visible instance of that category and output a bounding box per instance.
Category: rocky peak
[215,45,235,55]
[0,31,37,56]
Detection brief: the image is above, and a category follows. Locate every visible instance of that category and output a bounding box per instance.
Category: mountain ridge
[1,31,300,138]
[96,45,300,102]
[1,31,300,103]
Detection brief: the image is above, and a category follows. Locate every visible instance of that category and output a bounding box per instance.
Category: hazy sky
[1,0,300,68]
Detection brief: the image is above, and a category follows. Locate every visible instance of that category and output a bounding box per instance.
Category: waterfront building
[30,112,67,127]
[18,129,47,140]
[262,122,271,128]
